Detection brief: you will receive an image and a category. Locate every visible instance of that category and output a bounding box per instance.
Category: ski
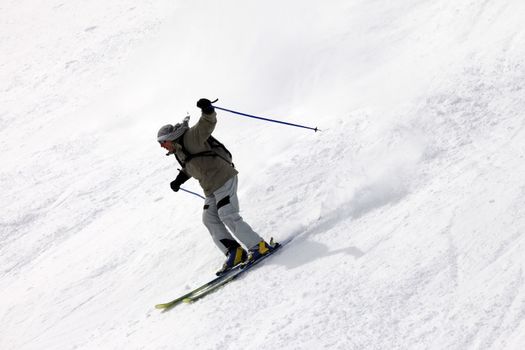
[155,237,291,310]
[154,266,241,310]
[182,238,289,304]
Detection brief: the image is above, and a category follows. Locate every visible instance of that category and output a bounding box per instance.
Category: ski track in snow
[1,0,525,349]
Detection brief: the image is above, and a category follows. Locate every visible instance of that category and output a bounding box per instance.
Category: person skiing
[157,98,274,275]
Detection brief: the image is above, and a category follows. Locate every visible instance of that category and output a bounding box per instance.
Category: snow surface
[1,0,525,349]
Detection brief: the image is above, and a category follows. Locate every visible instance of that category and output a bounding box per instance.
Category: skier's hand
[170,171,190,192]
[196,98,215,114]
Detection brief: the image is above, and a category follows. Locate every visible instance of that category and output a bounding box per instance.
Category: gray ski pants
[202,175,262,254]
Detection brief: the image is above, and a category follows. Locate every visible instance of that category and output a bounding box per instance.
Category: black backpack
[175,133,234,168]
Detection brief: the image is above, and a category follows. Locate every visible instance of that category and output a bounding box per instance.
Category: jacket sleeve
[179,168,191,179]
[176,168,191,182]
[189,110,217,145]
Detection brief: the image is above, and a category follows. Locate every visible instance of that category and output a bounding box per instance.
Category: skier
[157,98,274,275]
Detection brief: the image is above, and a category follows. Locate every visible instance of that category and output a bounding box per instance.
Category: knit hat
[157,116,190,142]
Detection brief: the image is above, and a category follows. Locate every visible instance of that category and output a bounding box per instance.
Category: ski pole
[180,187,206,200]
[213,105,319,132]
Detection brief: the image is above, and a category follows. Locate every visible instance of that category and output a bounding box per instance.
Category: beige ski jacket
[173,111,238,196]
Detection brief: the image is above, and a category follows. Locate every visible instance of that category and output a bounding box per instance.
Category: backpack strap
[176,132,234,168]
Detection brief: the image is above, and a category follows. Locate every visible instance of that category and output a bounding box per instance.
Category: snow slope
[1,0,525,349]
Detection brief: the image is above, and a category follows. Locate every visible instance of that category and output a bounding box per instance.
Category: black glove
[196,98,215,114]
[170,171,190,192]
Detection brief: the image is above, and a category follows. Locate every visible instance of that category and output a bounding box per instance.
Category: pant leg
[213,176,263,249]
[202,195,239,255]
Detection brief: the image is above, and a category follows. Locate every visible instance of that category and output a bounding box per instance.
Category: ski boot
[216,246,248,276]
[246,238,276,264]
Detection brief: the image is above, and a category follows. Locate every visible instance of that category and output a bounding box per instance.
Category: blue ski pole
[180,187,206,200]
[213,104,319,132]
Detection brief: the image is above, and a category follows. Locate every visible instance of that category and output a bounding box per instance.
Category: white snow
[1,0,525,349]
